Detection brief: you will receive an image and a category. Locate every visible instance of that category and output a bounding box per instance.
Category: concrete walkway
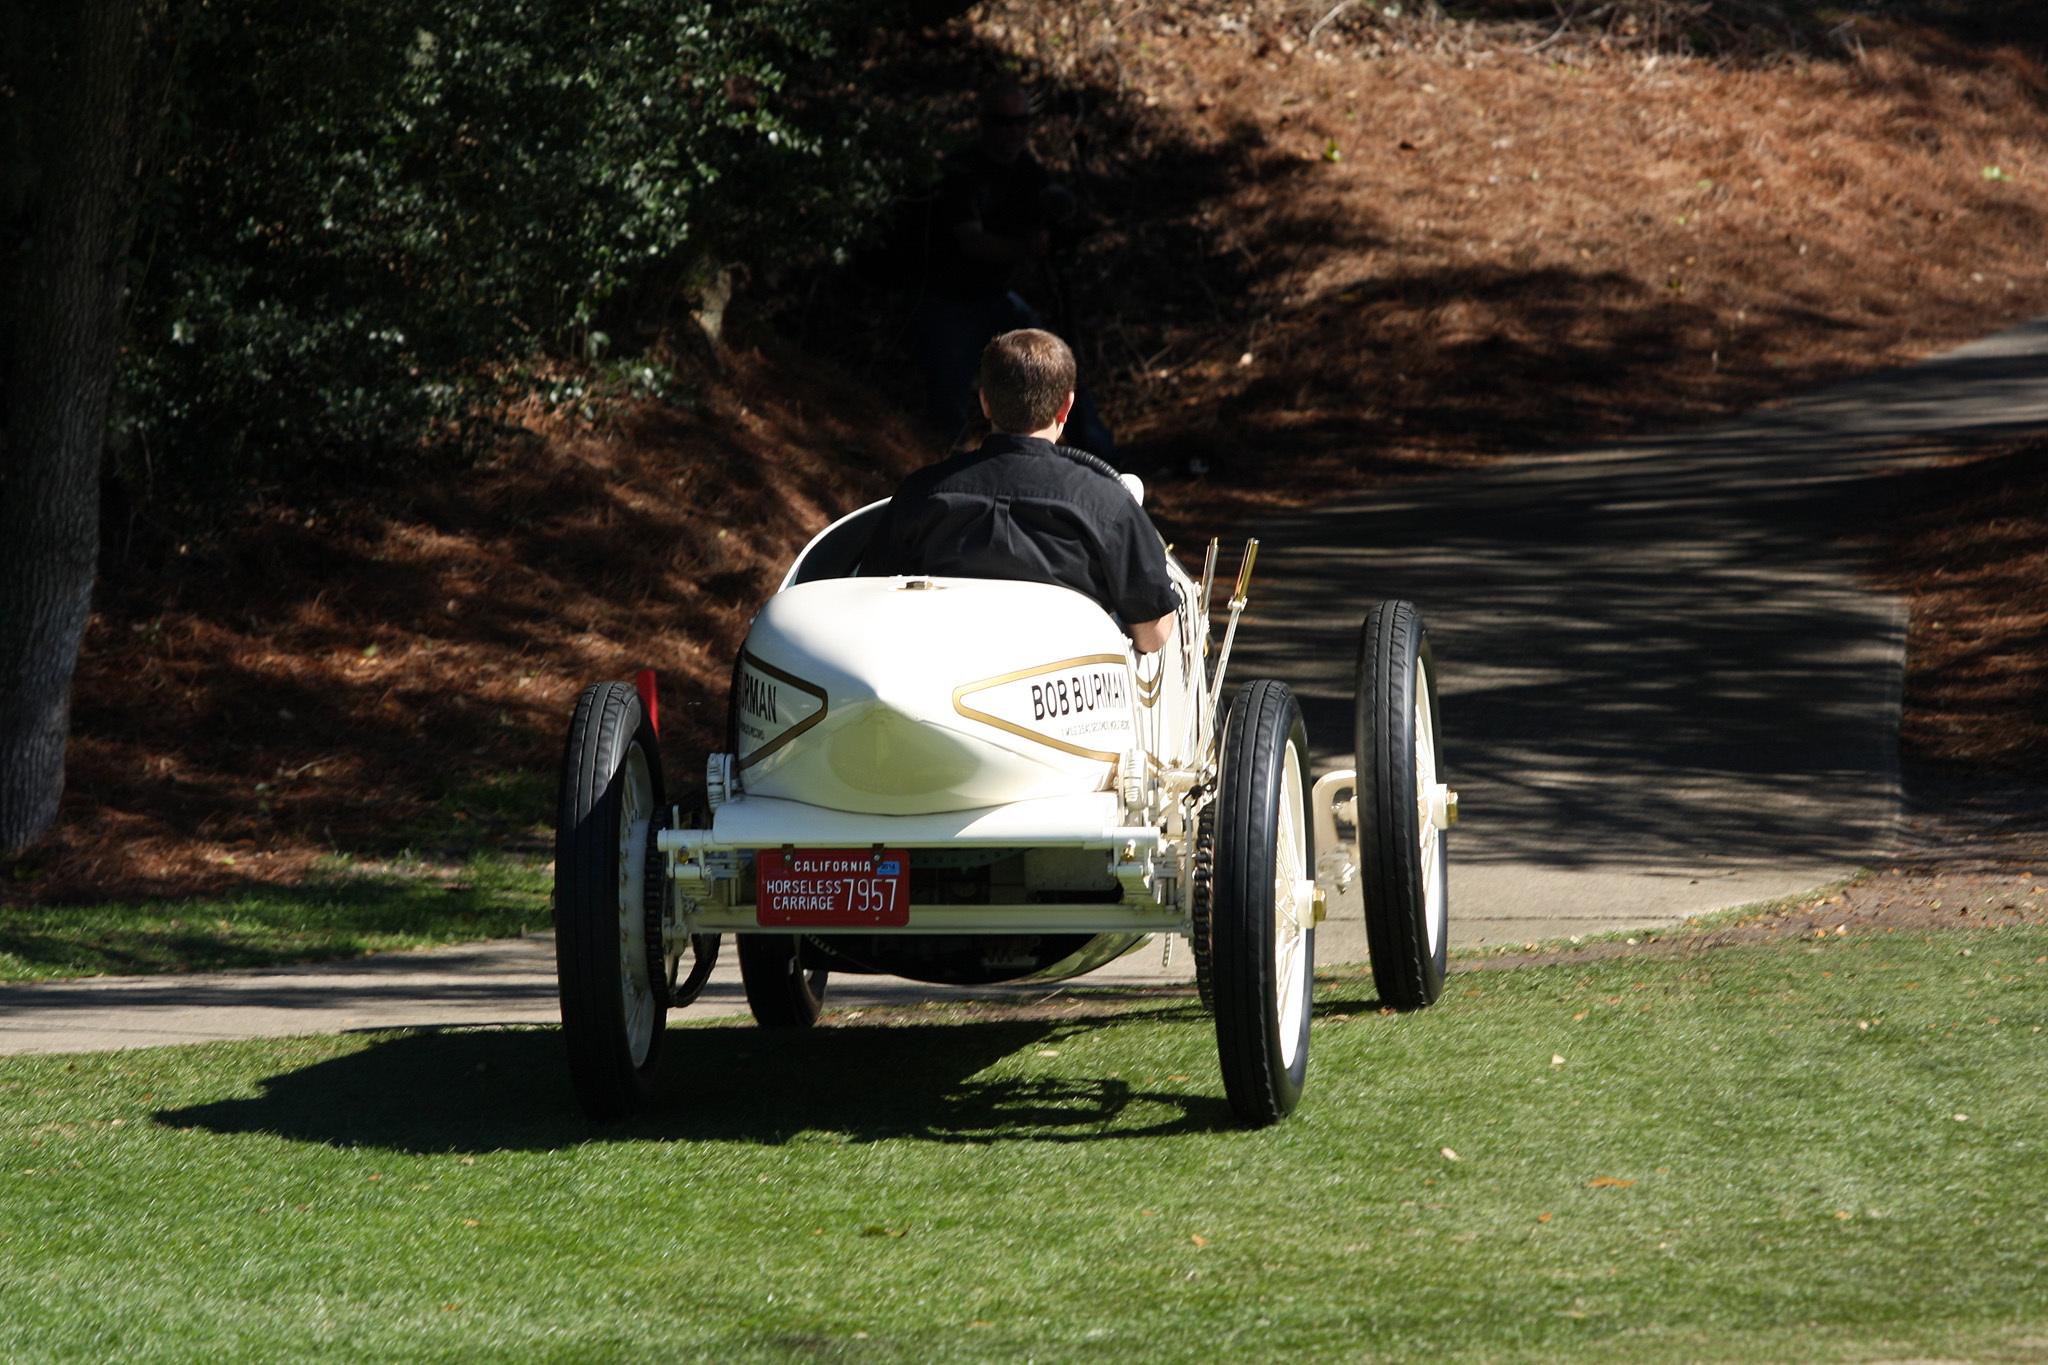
[8,318,2048,1054]
[1273,316,2048,953]
[0,932,1192,1055]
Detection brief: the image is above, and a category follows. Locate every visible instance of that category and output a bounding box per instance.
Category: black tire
[672,933,722,1008]
[1355,601,1449,1012]
[555,681,667,1120]
[1210,679,1316,1127]
[736,933,829,1028]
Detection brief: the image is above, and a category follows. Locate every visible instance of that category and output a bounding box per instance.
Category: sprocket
[1190,803,1216,1012]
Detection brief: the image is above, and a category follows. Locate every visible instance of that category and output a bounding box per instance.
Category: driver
[862,329,1179,654]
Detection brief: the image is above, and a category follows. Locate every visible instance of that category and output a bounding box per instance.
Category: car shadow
[157,1004,1242,1153]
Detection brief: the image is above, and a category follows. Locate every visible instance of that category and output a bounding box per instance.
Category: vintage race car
[552,487,1454,1126]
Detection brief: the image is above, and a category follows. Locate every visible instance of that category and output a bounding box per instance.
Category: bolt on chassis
[553,498,1454,1125]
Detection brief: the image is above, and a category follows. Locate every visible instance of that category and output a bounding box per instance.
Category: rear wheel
[1356,601,1449,1011]
[736,934,829,1028]
[1210,679,1315,1126]
[555,682,667,1120]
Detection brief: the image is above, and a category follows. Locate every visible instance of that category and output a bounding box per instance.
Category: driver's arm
[1130,611,1175,656]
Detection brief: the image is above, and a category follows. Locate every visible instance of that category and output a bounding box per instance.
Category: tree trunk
[0,0,148,852]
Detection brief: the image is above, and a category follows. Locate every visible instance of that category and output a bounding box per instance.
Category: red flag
[633,668,659,738]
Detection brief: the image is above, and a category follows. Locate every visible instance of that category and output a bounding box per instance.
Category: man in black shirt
[908,83,1117,463]
[865,330,1177,654]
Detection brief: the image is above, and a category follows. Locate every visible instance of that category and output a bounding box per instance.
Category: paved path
[0,932,1191,1055]
[1275,316,2048,953]
[9,318,2048,1054]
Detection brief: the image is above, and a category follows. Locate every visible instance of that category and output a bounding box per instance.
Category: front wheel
[1210,679,1315,1127]
[555,682,667,1120]
[1355,601,1449,1011]
[736,934,829,1028]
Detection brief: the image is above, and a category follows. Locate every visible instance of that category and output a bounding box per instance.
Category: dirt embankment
[10,2,2048,905]
[833,2,2048,543]
[28,346,927,902]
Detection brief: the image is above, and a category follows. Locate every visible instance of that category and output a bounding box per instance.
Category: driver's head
[979,329,1075,434]
[978,81,1034,163]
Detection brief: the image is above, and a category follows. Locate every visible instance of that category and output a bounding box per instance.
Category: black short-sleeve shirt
[861,434,1180,625]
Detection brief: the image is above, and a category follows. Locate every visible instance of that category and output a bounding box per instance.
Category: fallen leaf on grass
[1585,1177,1635,1188]
[1440,1147,1460,1161]
[1537,1213,1553,1223]
[1190,1235,1209,1247]
[1572,1011,1588,1021]
[463,1219,479,1227]
[1551,1054,1566,1066]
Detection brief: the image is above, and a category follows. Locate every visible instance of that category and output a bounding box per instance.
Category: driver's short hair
[979,329,1075,434]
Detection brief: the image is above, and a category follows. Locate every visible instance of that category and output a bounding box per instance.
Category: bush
[118,0,926,495]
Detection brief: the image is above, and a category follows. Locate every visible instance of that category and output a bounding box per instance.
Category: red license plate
[755,848,910,927]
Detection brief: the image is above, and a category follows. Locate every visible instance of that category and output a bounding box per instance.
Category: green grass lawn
[0,852,552,981]
[0,772,558,982]
[4,925,2047,1363]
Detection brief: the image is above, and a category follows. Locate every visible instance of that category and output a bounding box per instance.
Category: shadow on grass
[159,1002,1242,1152]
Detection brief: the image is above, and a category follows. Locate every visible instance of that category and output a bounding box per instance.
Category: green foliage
[118,0,924,493]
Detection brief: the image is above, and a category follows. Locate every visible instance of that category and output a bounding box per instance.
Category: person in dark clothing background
[907,82,1118,463]
[865,329,1176,655]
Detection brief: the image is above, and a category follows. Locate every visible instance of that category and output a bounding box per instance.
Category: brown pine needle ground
[10,5,2048,908]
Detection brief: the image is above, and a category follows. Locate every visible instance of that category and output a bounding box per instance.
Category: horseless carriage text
[553,489,1454,1126]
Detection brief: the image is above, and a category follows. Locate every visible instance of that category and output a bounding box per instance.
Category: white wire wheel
[554,682,669,1120]
[1355,601,1450,1011]
[1209,678,1316,1127]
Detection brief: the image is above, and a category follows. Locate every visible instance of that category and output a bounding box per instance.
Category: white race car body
[656,498,1250,983]
[737,576,1160,815]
